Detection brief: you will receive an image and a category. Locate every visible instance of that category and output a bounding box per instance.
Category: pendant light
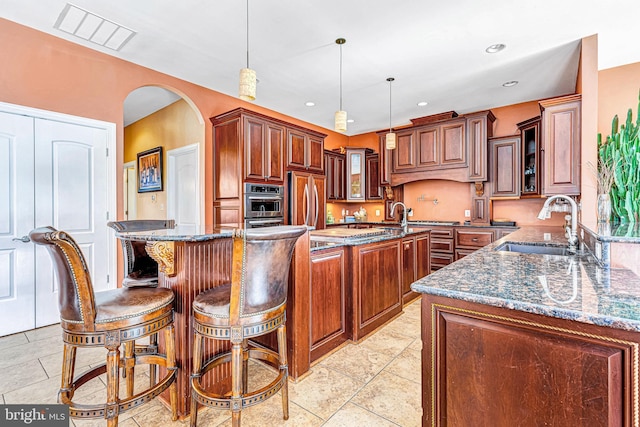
[239,0,256,101]
[385,77,396,150]
[334,38,347,133]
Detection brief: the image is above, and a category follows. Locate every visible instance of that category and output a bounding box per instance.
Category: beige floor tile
[350,370,422,427]
[383,347,421,385]
[25,323,62,342]
[4,375,63,404]
[190,405,230,427]
[289,365,364,420]
[319,343,393,383]
[323,402,399,427]
[381,313,421,339]
[0,332,28,349]
[130,403,186,427]
[40,347,107,377]
[0,335,61,369]
[358,327,415,358]
[0,358,48,394]
[215,398,322,427]
[408,338,422,351]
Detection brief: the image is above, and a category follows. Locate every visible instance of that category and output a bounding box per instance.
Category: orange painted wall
[598,62,640,138]
[0,18,348,224]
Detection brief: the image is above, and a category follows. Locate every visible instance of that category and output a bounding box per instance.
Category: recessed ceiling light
[485,44,506,54]
[417,101,428,107]
[347,119,354,123]
[502,81,519,87]
[305,101,315,107]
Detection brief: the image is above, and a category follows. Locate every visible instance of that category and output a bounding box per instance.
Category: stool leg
[123,341,135,397]
[242,339,249,393]
[190,332,203,427]
[277,324,289,421]
[149,332,158,386]
[105,344,120,427]
[59,343,76,403]
[231,341,243,427]
[164,324,178,421]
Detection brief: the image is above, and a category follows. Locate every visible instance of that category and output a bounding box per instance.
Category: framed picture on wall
[137,146,163,193]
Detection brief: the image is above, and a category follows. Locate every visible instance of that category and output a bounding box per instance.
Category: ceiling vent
[54,3,136,51]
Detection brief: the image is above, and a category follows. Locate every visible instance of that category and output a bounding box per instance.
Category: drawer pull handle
[471,238,479,242]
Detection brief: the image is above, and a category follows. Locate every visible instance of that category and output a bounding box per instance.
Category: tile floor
[0,299,423,426]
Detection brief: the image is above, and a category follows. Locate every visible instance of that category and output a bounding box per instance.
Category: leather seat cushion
[94,287,174,324]
[192,283,231,319]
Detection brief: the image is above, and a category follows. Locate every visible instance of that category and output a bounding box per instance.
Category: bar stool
[107,219,175,288]
[107,219,176,388]
[190,226,307,427]
[29,226,178,427]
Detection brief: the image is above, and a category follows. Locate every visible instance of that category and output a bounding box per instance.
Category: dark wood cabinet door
[490,135,520,197]
[416,126,439,168]
[423,296,634,427]
[287,130,307,170]
[401,237,416,301]
[308,135,324,173]
[440,119,466,166]
[243,116,266,181]
[324,152,336,200]
[415,233,430,280]
[378,134,391,185]
[518,116,541,195]
[310,248,348,362]
[354,240,402,340]
[466,113,491,181]
[366,153,383,200]
[289,171,311,226]
[311,175,326,230]
[266,123,285,183]
[393,130,416,172]
[540,95,581,196]
[335,155,345,200]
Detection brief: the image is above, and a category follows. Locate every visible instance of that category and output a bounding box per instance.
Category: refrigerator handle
[303,183,310,225]
[313,183,319,227]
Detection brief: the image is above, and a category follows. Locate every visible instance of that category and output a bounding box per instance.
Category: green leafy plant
[597,90,640,223]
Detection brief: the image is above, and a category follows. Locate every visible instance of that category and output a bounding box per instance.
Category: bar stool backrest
[107,220,175,280]
[231,226,306,321]
[29,227,97,330]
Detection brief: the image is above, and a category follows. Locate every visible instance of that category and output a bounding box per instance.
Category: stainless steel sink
[493,242,572,256]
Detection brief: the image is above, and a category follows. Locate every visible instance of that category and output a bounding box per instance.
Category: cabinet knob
[471,237,479,242]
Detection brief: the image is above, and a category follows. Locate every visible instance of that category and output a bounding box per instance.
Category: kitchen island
[411,225,640,426]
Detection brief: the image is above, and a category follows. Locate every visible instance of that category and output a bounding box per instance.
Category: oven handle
[246,218,284,226]
[246,195,283,200]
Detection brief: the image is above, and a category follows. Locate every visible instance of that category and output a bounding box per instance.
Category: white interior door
[167,144,200,227]
[0,112,36,336]
[0,104,115,336]
[34,118,110,327]
[124,161,137,220]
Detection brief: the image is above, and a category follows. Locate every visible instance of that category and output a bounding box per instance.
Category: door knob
[12,235,30,243]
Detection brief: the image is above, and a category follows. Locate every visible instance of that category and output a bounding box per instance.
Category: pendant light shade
[385,77,396,150]
[238,0,256,101]
[334,38,347,133]
[239,67,256,101]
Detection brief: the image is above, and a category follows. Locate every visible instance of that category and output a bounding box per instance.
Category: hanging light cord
[389,79,392,132]
[246,0,250,68]
[339,42,343,111]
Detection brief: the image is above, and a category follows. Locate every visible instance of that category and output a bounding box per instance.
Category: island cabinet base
[421,295,638,427]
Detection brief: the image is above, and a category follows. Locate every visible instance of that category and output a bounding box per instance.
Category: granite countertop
[310,227,430,251]
[411,225,640,333]
[114,224,235,242]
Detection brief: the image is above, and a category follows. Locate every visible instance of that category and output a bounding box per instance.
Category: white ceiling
[3,0,639,134]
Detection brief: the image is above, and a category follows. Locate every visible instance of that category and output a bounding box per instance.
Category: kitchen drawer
[455,230,493,248]
[431,253,454,270]
[431,238,454,253]
[455,248,476,260]
[429,227,454,239]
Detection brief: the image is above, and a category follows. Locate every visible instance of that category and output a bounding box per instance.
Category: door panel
[0,112,36,336]
[34,118,109,327]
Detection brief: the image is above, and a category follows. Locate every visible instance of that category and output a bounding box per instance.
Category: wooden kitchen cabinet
[366,152,383,200]
[324,150,345,201]
[393,129,417,172]
[287,129,324,173]
[288,171,326,230]
[518,116,541,196]
[490,135,521,198]
[402,237,416,304]
[454,228,494,260]
[243,115,285,184]
[540,94,581,196]
[428,227,454,270]
[310,247,349,362]
[466,111,496,181]
[422,295,636,426]
[352,239,402,340]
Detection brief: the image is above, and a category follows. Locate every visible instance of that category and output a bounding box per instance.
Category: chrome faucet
[390,201,409,233]
[537,195,579,251]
